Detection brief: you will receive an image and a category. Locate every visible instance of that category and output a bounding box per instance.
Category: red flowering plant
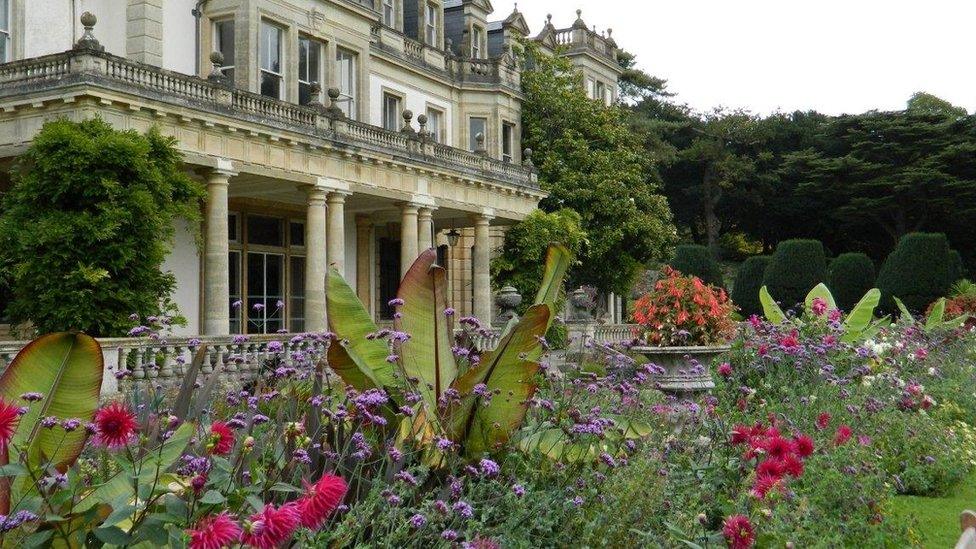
[632,267,737,346]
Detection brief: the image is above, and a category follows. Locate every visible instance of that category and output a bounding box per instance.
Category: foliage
[762,239,827,309]
[948,249,966,286]
[0,118,203,336]
[632,267,736,346]
[876,232,950,313]
[669,244,724,287]
[491,208,585,314]
[827,252,876,312]
[520,41,677,294]
[731,256,770,316]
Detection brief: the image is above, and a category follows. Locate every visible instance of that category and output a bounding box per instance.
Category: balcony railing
[553,28,618,62]
[0,49,538,190]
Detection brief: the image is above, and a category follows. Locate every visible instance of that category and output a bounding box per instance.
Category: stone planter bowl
[630,345,731,395]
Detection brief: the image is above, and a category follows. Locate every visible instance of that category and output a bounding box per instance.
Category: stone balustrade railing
[0,49,538,190]
[592,324,638,345]
[553,28,618,62]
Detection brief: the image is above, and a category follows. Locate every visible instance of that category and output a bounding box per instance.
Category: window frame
[259,20,285,100]
[382,0,396,28]
[424,3,438,47]
[213,19,236,80]
[502,121,515,163]
[298,35,324,105]
[382,90,404,131]
[425,105,444,143]
[468,116,487,151]
[470,24,485,58]
[336,47,358,120]
[0,0,10,63]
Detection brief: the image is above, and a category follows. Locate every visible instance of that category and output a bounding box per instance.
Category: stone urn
[494,285,522,324]
[630,345,730,395]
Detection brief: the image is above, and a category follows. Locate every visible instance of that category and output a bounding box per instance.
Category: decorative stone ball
[80,12,97,28]
[210,51,225,66]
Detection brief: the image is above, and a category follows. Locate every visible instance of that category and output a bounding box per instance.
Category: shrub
[876,232,950,313]
[632,267,736,346]
[731,256,770,316]
[0,118,203,336]
[948,249,965,286]
[762,239,827,309]
[669,244,724,287]
[827,252,876,311]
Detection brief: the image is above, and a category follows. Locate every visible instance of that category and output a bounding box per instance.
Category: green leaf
[199,490,225,505]
[74,422,195,514]
[841,289,881,343]
[608,416,653,439]
[101,504,135,527]
[804,283,836,317]
[450,305,550,457]
[759,286,785,324]
[926,298,946,329]
[326,268,396,391]
[396,249,457,407]
[0,333,103,512]
[172,347,206,421]
[893,296,913,320]
[532,244,571,313]
[0,464,27,477]
[94,526,130,545]
[518,429,599,462]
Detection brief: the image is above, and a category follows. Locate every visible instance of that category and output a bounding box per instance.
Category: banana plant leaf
[804,283,837,317]
[841,289,881,343]
[894,296,913,321]
[518,429,602,462]
[449,304,550,457]
[327,268,397,391]
[926,298,946,330]
[0,333,103,514]
[395,249,457,408]
[759,286,786,324]
[532,244,572,312]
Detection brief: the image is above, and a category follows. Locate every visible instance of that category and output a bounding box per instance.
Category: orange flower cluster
[632,267,737,346]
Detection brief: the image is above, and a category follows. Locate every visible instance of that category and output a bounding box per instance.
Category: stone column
[303,185,328,332]
[400,203,420,279]
[327,191,350,275]
[203,165,236,335]
[355,215,373,315]
[472,212,494,324]
[418,207,435,252]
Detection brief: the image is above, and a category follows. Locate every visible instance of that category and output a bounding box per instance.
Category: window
[259,21,283,99]
[604,84,614,106]
[424,3,438,46]
[425,107,443,143]
[246,252,285,334]
[469,117,487,151]
[289,256,306,332]
[213,19,235,80]
[502,122,515,163]
[382,0,396,28]
[383,92,402,131]
[298,37,323,105]
[0,0,9,63]
[246,215,284,247]
[471,25,485,58]
[595,81,606,105]
[336,48,357,119]
[586,78,596,99]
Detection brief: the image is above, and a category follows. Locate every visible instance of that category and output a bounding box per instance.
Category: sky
[497,0,976,116]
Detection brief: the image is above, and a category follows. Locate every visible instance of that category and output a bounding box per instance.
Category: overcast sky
[498,0,976,116]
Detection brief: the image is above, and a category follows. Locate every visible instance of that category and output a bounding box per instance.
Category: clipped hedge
[876,232,950,313]
[948,249,965,287]
[670,244,724,287]
[763,239,827,309]
[731,256,770,316]
[827,253,876,312]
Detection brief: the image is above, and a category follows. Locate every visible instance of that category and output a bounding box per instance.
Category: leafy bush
[762,239,827,309]
[731,255,770,316]
[827,252,876,311]
[632,267,736,346]
[0,118,203,336]
[669,244,724,287]
[876,232,950,313]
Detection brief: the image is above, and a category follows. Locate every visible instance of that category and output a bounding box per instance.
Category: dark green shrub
[947,249,965,286]
[827,253,876,311]
[876,233,950,313]
[669,244,724,287]
[762,239,827,309]
[731,256,770,316]
[0,118,203,336]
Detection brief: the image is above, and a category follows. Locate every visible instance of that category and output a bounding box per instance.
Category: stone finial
[325,87,345,119]
[400,109,415,134]
[306,82,323,107]
[207,51,231,86]
[572,9,587,30]
[475,132,487,155]
[522,147,534,168]
[417,114,429,138]
[546,14,553,26]
[73,12,104,52]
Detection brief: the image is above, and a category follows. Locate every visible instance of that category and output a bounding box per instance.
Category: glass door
[246,252,285,334]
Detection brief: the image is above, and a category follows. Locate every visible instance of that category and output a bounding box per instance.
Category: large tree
[514,43,677,295]
[0,118,203,336]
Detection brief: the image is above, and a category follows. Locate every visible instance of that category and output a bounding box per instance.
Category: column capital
[399,201,422,213]
[418,207,436,218]
[300,183,329,201]
[327,190,353,203]
[472,208,495,224]
[208,158,238,179]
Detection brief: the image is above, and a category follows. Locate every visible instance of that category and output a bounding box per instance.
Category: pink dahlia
[241,503,300,549]
[0,397,21,451]
[297,474,348,530]
[815,412,831,430]
[756,458,784,479]
[207,421,235,456]
[762,436,794,460]
[717,362,733,377]
[93,402,138,449]
[792,434,814,458]
[834,424,853,446]
[188,512,242,549]
[722,514,756,549]
[782,453,805,478]
[750,473,781,500]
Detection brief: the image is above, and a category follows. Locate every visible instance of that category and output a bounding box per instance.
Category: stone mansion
[0,0,623,338]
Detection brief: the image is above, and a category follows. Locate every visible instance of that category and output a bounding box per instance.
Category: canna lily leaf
[533,244,572,314]
[395,249,457,408]
[0,333,103,513]
[804,283,836,317]
[841,289,881,343]
[450,304,550,457]
[518,429,601,462]
[327,268,397,391]
[759,286,786,324]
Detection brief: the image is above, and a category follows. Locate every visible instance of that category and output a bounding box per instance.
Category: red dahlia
[722,514,756,549]
[834,424,853,446]
[0,398,21,451]
[762,436,794,460]
[241,503,300,549]
[93,401,138,449]
[297,474,348,530]
[188,512,242,549]
[207,421,235,456]
[792,434,815,458]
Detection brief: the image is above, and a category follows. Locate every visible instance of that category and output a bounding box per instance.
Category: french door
[246,252,285,334]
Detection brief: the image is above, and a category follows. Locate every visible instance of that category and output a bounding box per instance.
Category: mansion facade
[0,0,622,337]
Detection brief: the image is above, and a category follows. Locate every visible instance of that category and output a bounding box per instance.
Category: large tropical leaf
[893,296,913,321]
[533,244,572,312]
[925,298,946,330]
[759,286,786,324]
[0,333,103,512]
[449,304,550,457]
[804,283,836,317]
[326,269,396,390]
[841,289,881,343]
[518,429,601,462]
[395,249,456,407]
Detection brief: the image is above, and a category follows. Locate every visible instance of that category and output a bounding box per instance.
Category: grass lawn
[891,471,976,547]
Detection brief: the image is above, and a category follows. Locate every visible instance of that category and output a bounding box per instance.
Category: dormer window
[382,0,396,28]
[424,3,438,46]
[471,24,485,58]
